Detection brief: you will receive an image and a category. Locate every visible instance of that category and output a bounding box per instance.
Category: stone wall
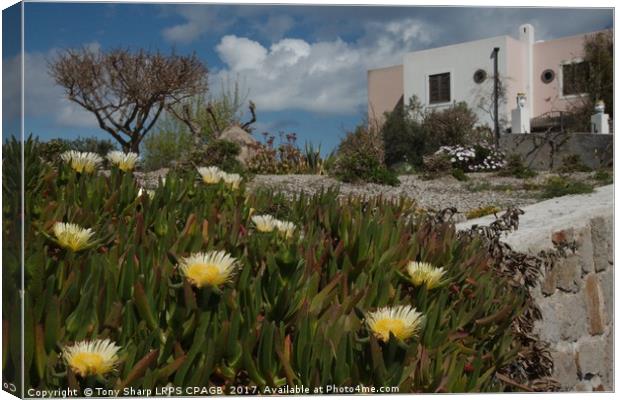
[457,185,613,391]
[534,216,613,391]
[499,132,613,170]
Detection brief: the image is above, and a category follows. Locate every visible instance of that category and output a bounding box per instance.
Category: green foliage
[173,139,244,174]
[247,133,309,174]
[304,142,324,174]
[557,155,592,173]
[382,97,480,168]
[465,205,500,220]
[583,30,613,119]
[331,126,399,186]
[421,153,453,180]
[539,176,594,199]
[451,169,469,182]
[39,137,117,164]
[10,137,545,393]
[142,129,193,171]
[593,170,612,185]
[497,154,537,179]
[144,78,246,170]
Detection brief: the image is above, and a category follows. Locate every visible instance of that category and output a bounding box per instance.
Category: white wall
[403,35,521,130]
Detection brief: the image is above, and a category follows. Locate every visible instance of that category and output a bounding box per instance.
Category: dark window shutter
[429,72,450,104]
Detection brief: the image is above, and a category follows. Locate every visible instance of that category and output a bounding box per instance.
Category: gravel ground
[135,169,603,219]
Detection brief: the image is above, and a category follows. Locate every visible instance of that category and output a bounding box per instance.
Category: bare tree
[49,47,208,153]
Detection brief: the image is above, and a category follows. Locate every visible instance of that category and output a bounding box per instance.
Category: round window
[541,69,555,84]
[473,69,487,84]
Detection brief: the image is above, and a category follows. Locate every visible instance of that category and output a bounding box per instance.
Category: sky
[2,2,614,152]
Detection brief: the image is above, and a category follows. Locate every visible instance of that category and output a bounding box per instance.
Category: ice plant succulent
[106,150,139,172]
[60,150,103,173]
[52,222,95,252]
[178,250,239,288]
[252,214,279,232]
[275,220,296,238]
[406,261,446,289]
[221,172,242,189]
[62,338,120,378]
[197,166,224,184]
[366,305,425,342]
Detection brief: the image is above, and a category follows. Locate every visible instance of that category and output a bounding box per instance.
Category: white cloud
[162,6,233,44]
[212,18,435,114]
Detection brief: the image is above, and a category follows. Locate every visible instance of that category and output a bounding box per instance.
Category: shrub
[7,139,553,392]
[40,137,117,164]
[539,176,594,199]
[593,170,612,185]
[381,99,430,168]
[142,128,193,170]
[423,101,478,147]
[557,154,592,173]
[435,143,505,173]
[465,205,501,219]
[421,152,453,180]
[247,132,309,174]
[451,168,469,181]
[498,154,537,179]
[331,125,399,186]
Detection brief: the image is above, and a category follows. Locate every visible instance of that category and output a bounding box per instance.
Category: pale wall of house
[505,37,529,119]
[367,64,404,126]
[533,33,588,117]
[402,35,516,129]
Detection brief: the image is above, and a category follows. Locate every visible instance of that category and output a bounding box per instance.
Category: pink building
[368,24,605,131]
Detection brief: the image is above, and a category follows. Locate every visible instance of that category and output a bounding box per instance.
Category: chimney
[519,24,535,118]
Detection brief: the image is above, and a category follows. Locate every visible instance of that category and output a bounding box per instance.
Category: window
[429,72,450,104]
[541,69,555,84]
[562,61,589,96]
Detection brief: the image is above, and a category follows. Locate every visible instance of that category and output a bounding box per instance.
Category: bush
[40,137,117,164]
[247,132,309,174]
[331,125,399,186]
[465,205,501,219]
[142,128,193,170]
[539,176,594,199]
[423,101,478,147]
[498,154,537,179]
[421,153,453,180]
[435,143,505,173]
[557,154,592,173]
[451,168,469,181]
[7,140,552,392]
[593,170,612,185]
[382,98,484,169]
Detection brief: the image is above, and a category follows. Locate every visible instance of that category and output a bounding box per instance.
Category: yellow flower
[252,214,279,232]
[197,166,223,184]
[366,305,425,342]
[221,172,242,189]
[63,338,120,378]
[106,151,139,172]
[275,220,296,238]
[60,150,102,173]
[406,261,446,289]
[52,222,95,252]
[178,250,239,288]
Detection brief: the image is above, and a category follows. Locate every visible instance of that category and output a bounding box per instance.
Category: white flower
[366,305,425,342]
[61,151,102,173]
[106,151,139,172]
[52,222,95,252]
[252,215,279,232]
[197,166,224,184]
[178,250,239,288]
[221,172,242,189]
[63,339,120,377]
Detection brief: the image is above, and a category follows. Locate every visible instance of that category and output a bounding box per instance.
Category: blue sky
[3,3,613,152]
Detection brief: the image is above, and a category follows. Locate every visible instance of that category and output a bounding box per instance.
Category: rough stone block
[584,274,606,335]
[541,267,557,296]
[555,254,580,293]
[598,268,613,318]
[551,347,578,390]
[590,216,612,272]
[575,335,612,386]
[535,292,587,342]
[575,225,594,274]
